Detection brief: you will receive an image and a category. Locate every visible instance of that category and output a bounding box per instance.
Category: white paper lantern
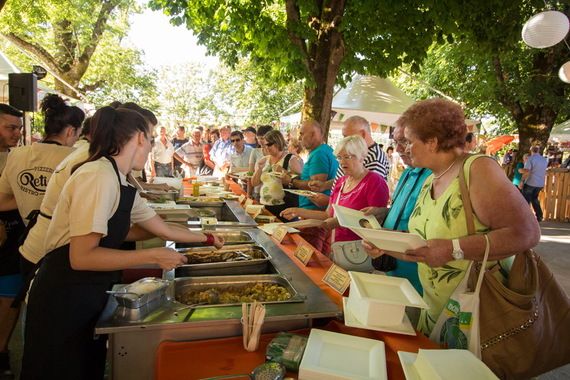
[559,61,570,83]
[522,10,569,48]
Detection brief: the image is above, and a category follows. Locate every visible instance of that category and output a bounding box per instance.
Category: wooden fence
[539,169,570,222]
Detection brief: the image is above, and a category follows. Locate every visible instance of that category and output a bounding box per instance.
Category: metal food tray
[174,244,271,277]
[176,198,226,207]
[173,274,303,307]
[175,230,255,248]
[112,277,170,309]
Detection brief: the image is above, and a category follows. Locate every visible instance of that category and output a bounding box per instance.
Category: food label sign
[272,226,288,243]
[322,264,350,295]
[238,194,246,204]
[294,244,314,266]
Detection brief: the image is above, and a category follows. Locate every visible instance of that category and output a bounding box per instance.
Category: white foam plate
[350,226,426,254]
[398,350,499,380]
[284,189,318,197]
[398,351,421,380]
[343,297,417,336]
[257,223,299,235]
[349,272,428,309]
[299,329,387,380]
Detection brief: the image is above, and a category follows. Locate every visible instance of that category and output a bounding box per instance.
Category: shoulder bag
[457,155,570,379]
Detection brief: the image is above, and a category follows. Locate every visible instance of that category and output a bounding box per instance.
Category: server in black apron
[21,107,222,380]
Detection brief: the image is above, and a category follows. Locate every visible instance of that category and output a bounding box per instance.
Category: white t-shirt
[20,143,90,263]
[230,146,253,172]
[44,157,156,253]
[152,139,175,164]
[0,143,74,224]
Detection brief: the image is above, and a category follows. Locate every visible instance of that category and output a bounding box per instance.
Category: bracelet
[204,233,215,246]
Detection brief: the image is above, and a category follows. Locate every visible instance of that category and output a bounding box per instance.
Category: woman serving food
[21,107,223,380]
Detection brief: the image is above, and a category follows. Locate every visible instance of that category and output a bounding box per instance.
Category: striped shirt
[335,142,389,180]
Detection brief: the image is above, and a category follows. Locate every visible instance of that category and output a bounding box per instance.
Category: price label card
[272,225,288,244]
[200,217,218,225]
[238,194,246,204]
[322,264,350,295]
[294,244,314,266]
[244,198,254,207]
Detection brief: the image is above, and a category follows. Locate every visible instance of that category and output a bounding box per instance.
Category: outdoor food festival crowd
[0,94,568,380]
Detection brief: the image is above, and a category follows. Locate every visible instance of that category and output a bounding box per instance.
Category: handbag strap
[474,234,491,296]
[457,154,476,235]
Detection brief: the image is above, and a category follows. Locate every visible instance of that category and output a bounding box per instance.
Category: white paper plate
[299,329,387,380]
[398,350,499,380]
[333,204,383,229]
[350,227,426,254]
[398,351,421,380]
[343,298,417,336]
[284,189,318,197]
[349,272,428,309]
[257,223,299,235]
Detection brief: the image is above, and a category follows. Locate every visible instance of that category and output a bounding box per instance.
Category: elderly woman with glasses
[362,98,540,336]
[250,130,303,220]
[280,135,389,251]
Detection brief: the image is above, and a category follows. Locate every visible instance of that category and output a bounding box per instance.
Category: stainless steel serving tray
[111,277,170,309]
[174,244,271,277]
[174,274,303,307]
[176,230,255,248]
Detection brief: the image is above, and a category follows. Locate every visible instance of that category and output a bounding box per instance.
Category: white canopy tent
[550,119,570,142]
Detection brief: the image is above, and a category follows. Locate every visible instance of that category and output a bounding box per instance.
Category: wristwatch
[452,239,464,260]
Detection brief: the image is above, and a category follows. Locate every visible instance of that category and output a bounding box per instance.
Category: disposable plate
[349,272,428,309]
[343,297,416,336]
[350,227,426,253]
[299,329,387,380]
[257,223,300,235]
[284,189,318,197]
[398,350,499,380]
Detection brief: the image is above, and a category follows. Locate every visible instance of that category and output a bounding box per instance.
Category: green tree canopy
[396,0,570,154]
[149,0,451,136]
[0,0,157,108]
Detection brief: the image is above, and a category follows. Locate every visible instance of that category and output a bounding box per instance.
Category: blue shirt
[383,167,432,295]
[524,153,548,187]
[210,138,233,166]
[299,144,338,210]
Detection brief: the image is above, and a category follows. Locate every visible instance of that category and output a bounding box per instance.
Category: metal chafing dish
[176,230,255,248]
[109,277,170,309]
[173,274,304,307]
[174,244,272,277]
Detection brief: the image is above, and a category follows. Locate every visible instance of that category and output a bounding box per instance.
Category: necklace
[345,170,368,190]
[433,157,459,180]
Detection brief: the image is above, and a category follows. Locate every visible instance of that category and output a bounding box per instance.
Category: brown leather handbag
[458,155,570,380]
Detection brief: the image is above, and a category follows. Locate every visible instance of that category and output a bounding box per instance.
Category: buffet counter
[97,178,438,380]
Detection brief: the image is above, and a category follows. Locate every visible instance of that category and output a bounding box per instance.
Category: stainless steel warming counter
[96,228,341,380]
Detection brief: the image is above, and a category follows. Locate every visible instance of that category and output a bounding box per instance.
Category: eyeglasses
[336,154,357,161]
[395,139,412,149]
[265,142,275,147]
[231,138,242,143]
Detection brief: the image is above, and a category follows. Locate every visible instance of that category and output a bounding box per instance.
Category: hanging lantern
[522,10,569,48]
[559,61,570,83]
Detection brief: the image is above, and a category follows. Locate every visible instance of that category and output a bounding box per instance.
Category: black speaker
[8,73,37,112]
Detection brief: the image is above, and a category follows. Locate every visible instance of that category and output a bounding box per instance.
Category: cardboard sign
[244,198,254,207]
[322,264,351,295]
[272,225,288,244]
[294,244,314,266]
[200,217,218,226]
[238,194,246,204]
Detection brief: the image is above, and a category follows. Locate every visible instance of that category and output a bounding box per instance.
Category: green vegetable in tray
[265,332,308,371]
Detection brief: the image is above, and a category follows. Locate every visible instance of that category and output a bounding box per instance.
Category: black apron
[21,156,136,380]
[0,209,25,276]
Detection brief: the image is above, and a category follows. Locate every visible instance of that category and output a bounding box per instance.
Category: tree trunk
[517,109,556,156]
[291,0,346,141]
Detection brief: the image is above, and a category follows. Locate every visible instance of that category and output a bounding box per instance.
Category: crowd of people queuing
[0,94,552,379]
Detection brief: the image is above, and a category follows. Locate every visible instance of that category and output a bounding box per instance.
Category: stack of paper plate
[398,349,499,380]
[299,329,387,380]
[343,272,428,336]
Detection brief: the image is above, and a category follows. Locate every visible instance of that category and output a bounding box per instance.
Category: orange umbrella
[485,135,516,155]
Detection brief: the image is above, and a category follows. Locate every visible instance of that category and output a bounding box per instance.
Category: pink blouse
[329,171,389,242]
